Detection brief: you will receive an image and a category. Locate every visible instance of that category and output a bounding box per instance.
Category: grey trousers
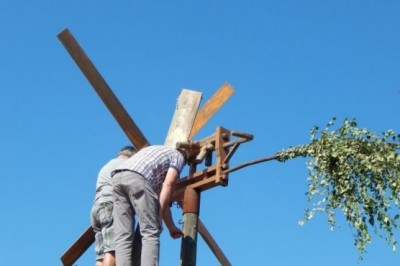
[113,171,161,266]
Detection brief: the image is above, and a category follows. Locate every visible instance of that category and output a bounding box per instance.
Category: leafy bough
[277,118,400,255]
[227,118,400,255]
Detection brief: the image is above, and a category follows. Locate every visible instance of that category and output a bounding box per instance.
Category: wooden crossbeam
[190,83,234,139]
[198,219,231,266]
[57,28,149,150]
[61,226,94,266]
[164,89,202,147]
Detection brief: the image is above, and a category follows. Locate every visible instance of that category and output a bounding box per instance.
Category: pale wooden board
[58,28,149,150]
[189,83,234,139]
[164,89,202,147]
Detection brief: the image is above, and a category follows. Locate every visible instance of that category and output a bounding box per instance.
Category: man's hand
[169,225,183,239]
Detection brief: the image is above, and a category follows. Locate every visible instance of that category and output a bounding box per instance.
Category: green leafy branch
[276,118,400,255]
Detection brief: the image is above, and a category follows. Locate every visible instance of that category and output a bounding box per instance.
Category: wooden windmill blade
[189,82,234,139]
[61,227,94,266]
[164,89,203,147]
[198,219,231,266]
[58,28,149,266]
[57,28,149,150]
[164,82,234,147]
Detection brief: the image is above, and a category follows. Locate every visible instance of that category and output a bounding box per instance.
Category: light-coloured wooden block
[164,89,203,147]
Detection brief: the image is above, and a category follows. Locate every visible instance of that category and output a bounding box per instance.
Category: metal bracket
[172,127,253,202]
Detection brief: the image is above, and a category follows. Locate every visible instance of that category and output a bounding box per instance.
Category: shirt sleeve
[170,151,185,174]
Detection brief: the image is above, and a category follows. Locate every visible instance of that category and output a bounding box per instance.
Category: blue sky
[1,1,399,265]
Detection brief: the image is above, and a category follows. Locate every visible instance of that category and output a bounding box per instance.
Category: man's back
[94,157,127,203]
[115,145,186,192]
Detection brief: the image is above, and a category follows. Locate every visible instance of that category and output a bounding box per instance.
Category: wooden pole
[180,188,200,266]
[57,28,150,150]
[198,220,231,266]
[61,226,94,266]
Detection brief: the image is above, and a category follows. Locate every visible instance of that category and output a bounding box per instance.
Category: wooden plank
[58,29,232,264]
[57,28,149,150]
[198,220,231,266]
[189,83,234,139]
[61,226,95,266]
[57,28,150,265]
[164,89,202,147]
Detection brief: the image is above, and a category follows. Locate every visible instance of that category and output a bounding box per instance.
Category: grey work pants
[113,171,161,266]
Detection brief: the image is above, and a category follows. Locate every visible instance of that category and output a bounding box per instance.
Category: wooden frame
[58,28,243,266]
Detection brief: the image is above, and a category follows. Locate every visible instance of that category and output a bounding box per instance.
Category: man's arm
[159,167,183,238]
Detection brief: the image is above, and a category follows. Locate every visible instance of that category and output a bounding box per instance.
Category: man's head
[176,141,201,165]
[118,146,136,158]
[176,148,189,164]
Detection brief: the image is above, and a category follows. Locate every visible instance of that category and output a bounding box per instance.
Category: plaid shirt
[114,145,186,192]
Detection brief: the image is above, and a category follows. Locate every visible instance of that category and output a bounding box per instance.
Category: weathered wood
[61,226,94,266]
[180,188,200,266]
[57,28,149,150]
[180,213,199,266]
[198,219,232,266]
[164,89,202,148]
[189,83,234,139]
[58,28,150,265]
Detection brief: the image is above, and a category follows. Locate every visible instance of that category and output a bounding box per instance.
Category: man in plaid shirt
[112,145,187,266]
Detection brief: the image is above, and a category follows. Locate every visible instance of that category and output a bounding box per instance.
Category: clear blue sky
[1,1,399,265]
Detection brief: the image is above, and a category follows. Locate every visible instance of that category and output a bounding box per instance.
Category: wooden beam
[57,28,149,150]
[61,226,94,266]
[189,83,234,139]
[164,89,202,148]
[198,219,231,266]
[57,28,150,265]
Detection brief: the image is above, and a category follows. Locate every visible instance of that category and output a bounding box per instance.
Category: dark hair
[118,146,136,157]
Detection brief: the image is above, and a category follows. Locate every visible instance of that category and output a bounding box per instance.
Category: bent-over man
[112,145,187,266]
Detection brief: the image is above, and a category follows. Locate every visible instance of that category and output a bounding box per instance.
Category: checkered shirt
[114,145,186,192]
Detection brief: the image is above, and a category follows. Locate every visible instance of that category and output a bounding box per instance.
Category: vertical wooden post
[180,188,200,266]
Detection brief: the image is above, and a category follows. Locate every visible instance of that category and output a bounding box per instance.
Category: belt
[111,169,134,177]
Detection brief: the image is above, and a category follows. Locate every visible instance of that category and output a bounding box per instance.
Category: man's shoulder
[100,157,126,172]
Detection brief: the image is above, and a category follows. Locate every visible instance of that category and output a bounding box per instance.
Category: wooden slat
[164,89,202,147]
[61,226,95,266]
[58,28,150,266]
[57,28,149,150]
[198,220,232,266]
[189,83,234,139]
